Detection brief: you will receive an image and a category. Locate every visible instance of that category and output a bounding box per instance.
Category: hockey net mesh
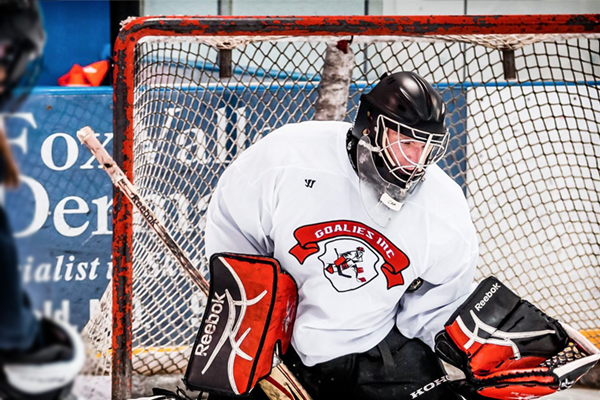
[82,33,600,378]
[539,341,589,369]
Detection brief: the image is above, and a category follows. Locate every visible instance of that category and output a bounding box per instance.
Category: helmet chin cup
[356,136,422,227]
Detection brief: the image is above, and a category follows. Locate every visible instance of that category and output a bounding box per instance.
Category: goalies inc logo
[289,220,410,291]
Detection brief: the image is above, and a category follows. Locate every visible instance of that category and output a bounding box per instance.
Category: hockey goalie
[82,69,599,400]
[183,71,599,400]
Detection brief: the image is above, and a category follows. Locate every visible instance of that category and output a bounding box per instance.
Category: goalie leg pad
[184,253,298,397]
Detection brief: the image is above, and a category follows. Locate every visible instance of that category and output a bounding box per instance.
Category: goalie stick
[77,126,312,400]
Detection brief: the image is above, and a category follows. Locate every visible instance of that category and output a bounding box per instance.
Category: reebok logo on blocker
[195,292,226,357]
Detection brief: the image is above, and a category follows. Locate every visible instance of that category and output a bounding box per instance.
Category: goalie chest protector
[184,253,298,396]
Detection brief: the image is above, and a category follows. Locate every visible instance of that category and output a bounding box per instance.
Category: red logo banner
[289,220,410,289]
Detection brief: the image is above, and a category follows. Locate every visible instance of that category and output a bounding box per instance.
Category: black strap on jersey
[346,128,359,173]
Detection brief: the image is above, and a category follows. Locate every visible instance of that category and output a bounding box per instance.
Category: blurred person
[0,1,84,399]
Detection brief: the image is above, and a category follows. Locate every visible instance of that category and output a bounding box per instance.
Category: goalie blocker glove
[185,253,298,397]
[435,277,600,400]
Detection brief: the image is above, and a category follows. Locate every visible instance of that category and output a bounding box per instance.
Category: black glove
[435,277,600,399]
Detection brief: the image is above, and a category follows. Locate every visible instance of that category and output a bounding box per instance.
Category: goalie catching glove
[435,277,600,400]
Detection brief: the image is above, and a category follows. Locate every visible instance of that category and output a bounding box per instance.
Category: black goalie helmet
[349,71,448,225]
[0,0,45,110]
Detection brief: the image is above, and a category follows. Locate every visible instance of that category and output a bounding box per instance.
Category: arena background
[2,1,600,398]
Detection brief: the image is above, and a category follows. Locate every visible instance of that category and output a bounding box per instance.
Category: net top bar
[118,14,600,42]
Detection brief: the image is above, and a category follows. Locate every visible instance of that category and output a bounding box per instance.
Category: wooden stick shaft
[77,126,209,296]
[77,126,312,400]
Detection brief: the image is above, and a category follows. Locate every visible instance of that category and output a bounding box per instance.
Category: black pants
[0,205,39,351]
[209,327,460,400]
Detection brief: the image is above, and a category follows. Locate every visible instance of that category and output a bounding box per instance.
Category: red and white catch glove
[435,277,600,400]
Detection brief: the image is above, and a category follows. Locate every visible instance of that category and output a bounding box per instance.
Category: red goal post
[83,14,600,399]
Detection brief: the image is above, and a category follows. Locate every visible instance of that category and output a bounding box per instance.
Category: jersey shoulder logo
[289,220,410,292]
[304,179,316,188]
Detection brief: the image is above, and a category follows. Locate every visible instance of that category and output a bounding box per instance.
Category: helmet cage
[374,113,449,188]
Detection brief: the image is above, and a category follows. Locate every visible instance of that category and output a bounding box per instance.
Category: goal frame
[112,14,600,399]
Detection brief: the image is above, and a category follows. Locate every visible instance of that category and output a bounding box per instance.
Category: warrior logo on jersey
[289,220,410,291]
[317,240,380,291]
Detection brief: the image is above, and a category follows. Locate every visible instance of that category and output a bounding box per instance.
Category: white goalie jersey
[205,120,479,367]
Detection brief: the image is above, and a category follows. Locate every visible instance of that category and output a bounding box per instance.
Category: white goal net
[81,15,600,397]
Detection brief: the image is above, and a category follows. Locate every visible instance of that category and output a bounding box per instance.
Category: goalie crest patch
[318,239,380,292]
[289,220,411,290]
[184,253,298,396]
